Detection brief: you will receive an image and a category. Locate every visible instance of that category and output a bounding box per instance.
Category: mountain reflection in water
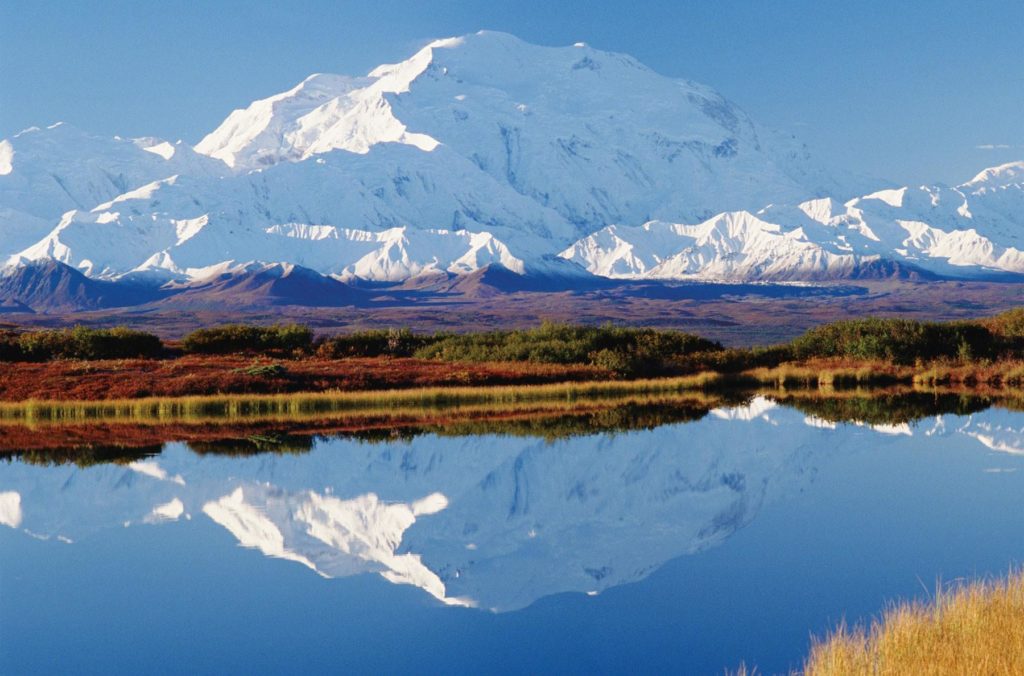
[2,393,1024,612]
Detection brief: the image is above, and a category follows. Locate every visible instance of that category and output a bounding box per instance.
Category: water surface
[3,395,1024,674]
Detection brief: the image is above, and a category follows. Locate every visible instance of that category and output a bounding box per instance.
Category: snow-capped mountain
[1,31,1022,286]
[562,162,1024,281]
[194,32,835,224]
[0,122,223,262]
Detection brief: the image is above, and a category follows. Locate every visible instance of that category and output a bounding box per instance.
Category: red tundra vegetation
[0,354,607,402]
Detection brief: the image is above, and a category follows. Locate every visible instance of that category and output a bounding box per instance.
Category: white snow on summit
[564,171,1024,281]
[1,31,1022,284]
[195,68,440,168]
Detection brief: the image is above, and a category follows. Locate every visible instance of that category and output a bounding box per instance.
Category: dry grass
[3,360,1023,426]
[745,359,1024,391]
[744,361,908,389]
[804,571,1024,675]
[0,374,727,425]
[0,392,727,455]
[2,351,1023,406]
[912,361,1024,388]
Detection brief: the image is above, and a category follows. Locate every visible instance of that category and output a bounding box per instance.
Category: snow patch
[146,498,185,522]
[173,215,209,245]
[862,187,907,208]
[128,461,186,485]
[93,175,178,212]
[966,161,1024,188]
[142,141,176,160]
[0,491,22,528]
[0,140,13,175]
[203,485,473,607]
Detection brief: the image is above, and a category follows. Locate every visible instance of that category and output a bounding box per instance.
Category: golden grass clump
[804,572,1024,675]
[743,360,910,390]
[912,360,1024,388]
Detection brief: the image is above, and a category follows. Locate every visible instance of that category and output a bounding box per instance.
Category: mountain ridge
[1,31,1021,291]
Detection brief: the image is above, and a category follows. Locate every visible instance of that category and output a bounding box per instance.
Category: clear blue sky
[1,0,1021,186]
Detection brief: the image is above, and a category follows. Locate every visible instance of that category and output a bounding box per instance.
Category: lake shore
[796,571,1024,675]
[0,352,1022,403]
[0,311,1021,404]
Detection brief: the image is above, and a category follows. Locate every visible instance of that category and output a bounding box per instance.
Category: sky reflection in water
[3,395,1024,674]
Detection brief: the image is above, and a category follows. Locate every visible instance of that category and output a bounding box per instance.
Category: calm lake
[3,394,1024,674]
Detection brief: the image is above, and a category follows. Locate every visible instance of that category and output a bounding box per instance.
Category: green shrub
[671,345,794,374]
[233,363,287,377]
[317,328,443,358]
[0,331,22,361]
[987,308,1024,339]
[984,309,1024,358]
[5,326,163,361]
[413,322,721,376]
[181,324,313,355]
[790,318,995,365]
[588,348,637,376]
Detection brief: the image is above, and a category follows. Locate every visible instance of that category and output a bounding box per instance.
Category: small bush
[0,331,22,361]
[413,322,721,377]
[588,348,637,376]
[317,328,443,359]
[790,318,995,365]
[182,324,313,356]
[233,363,287,378]
[2,326,163,362]
[671,345,794,374]
[986,308,1024,339]
[983,308,1024,358]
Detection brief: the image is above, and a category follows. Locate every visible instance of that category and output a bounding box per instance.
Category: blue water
[2,397,1024,674]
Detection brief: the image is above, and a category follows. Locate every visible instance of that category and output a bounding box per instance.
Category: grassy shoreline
[0,374,729,424]
[743,359,1024,389]
[3,354,1023,405]
[800,571,1024,675]
[0,311,1022,404]
[4,383,1021,465]
[1,366,1022,426]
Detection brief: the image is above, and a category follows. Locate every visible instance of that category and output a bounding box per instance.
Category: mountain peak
[195,49,441,169]
[964,161,1024,189]
[4,33,1022,287]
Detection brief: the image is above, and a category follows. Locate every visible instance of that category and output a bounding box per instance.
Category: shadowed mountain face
[425,263,615,298]
[0,260,166,312]
[0,299,33,314]
[0,260,369,313]
[160,263,368,309]
[846,258,942,281]
[0,256,949,315]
